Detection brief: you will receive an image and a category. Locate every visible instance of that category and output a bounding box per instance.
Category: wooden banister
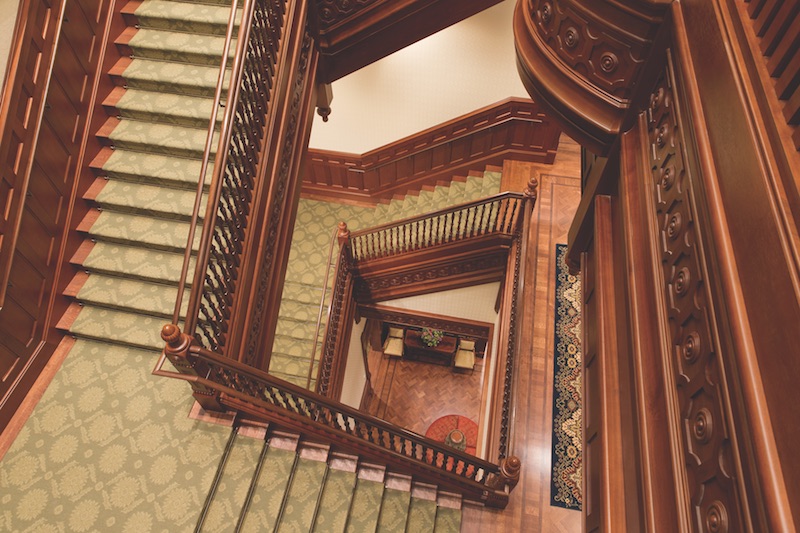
[349,192,525,263]
[155,325,519,507]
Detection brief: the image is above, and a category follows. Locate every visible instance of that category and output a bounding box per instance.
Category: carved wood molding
[313,0,502,82]
[357,303,492,340]
[303,98,560,204]
[646,66,747,532]
[354,247,508,302]
[514,0,668,154]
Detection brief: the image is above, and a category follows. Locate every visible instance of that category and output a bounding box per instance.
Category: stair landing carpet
[550,244,582,511]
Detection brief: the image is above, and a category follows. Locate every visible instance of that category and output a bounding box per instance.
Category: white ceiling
[308,0,531,154]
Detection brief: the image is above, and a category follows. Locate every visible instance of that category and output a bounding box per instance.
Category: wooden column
[225,0,321,370]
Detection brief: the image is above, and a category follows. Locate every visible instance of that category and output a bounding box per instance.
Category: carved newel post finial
[161,323,191,355]
[500,455,522,490]
[337,221,350,247]
[523,176,538,203]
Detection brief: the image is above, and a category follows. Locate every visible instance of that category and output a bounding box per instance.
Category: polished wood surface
[0,0,116,432]
[403,330,457,366]
[462,163,581,531]
[314,0,503,82]
[365,348,485,439]
[303,98,561,204]
[513,0,668,154]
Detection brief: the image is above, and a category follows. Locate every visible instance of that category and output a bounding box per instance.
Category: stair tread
[345,478,384,533]
[79,241,195,284]
[117,58,227,97]
[134,0,237,35]
[434,506,462,533]
[86,210,198,251]
[406,497,437,533]
[376,487,411,532]
[106,119,218,159]
[68,305,167,350]
[312,468,356,533]
[98,148,211,189]
[203,431,264,532]
[271,334,321,359]
[75,273,188,318]
[276,457,327,532]
[111,88,220,129]
[241,446,296,533]
[126,27,233,66]
[92,178,206,220]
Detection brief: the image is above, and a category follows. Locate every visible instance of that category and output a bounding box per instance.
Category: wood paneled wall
[303,98,561,205]
[0,0,115,431]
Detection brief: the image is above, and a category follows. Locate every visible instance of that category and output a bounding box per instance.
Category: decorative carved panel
[646,67,746,532]
[514,0,667,153]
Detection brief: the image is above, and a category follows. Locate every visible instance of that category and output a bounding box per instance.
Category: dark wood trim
[357,303,493,342]
[302,98,560,205]
[0,0,121,433]
[313,0,502,82]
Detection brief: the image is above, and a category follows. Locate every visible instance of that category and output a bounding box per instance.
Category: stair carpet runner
[271,170,502,388]
[42,0,505,529]
[200,424,463,532]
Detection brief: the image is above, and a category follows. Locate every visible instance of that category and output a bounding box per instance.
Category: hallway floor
[365,350,485,439]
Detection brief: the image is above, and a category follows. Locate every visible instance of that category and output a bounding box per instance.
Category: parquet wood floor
[362,141,582,532]
[365,351,485,437]
[459,141,582,532]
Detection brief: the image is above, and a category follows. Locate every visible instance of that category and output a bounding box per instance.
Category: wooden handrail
[305,225,342,389]
[172,0,248,326]
[156,325,519,507]
[173,0,290,353]
[349,192,525,263]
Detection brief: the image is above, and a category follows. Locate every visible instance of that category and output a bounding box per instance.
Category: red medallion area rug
[425,414,479,456]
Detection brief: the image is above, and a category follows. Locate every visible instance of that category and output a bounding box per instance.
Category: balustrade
[349,192,525,262]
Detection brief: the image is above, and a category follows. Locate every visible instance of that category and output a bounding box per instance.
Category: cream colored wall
[340,319,367,408]
[309,0,529,153]
[0,0,21,90]
[380,282,501,324]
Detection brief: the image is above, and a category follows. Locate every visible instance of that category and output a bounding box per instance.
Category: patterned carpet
[550,244,582,511]
[0,0,495,528]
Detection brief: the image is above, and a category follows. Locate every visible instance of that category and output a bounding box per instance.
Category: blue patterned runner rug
[550,244,582,510]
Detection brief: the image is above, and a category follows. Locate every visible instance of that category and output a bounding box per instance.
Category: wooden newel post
[337,221,350,247]
[485,454,522,502]
[160,324,224,411]
[523,176,538,206]
[499,455,521,490]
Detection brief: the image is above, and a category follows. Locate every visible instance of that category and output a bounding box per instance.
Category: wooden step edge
[450,174,469,183]
[77,208,102,233]
[120,0,143,18]
[298,440,330,462]
[96,117,122,141]
[70,239,96,265]
[436,490,463,510]
[83,177,108,202]
[188,400,237,426]
[484,164,503,173]
[115,26,138,48]
[108,57,134,80]
[385,472,412,492]
[63,271,90,298]
[89,147,114,173]
[466,169,485,178]
[269,430,301,452]
[56,302,83,331]
[102,86,127,111]
[357,462,387,483]
[410,481,438,501]
[328,452,358,473]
